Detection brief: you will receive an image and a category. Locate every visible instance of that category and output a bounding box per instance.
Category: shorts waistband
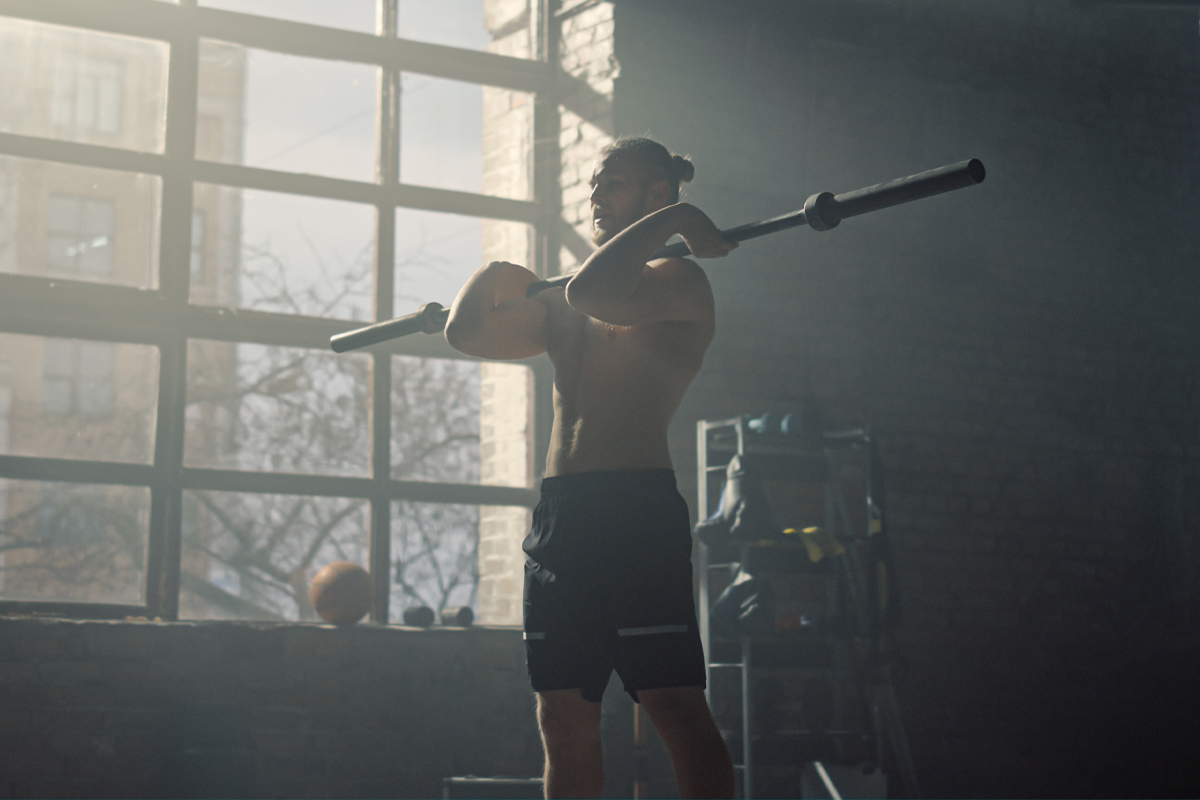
[539,468,677,496]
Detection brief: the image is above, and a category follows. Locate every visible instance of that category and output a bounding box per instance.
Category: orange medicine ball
[309,561,373,626]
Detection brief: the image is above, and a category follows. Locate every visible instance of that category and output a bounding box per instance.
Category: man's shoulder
[647,254,706,273]
[645,256,712,290]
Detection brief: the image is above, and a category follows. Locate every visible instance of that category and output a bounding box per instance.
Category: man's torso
[534,287,713,476]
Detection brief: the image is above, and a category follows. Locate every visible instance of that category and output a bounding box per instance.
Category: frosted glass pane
[0,480,149,605]
[0,17,167,153]
[0,155,161,289]
[390,500,481,622]
[198,41,378,182]
[0,333,159,463]
[190,184,374,320]
[180,490,368,621]
[185,341,370,476]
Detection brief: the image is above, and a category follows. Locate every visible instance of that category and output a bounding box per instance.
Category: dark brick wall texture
[614,1,1200,797]
[4,2,1200,798]
[0,620,546,799]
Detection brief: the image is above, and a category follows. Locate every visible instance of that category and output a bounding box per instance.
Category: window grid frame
[0,0,555,621]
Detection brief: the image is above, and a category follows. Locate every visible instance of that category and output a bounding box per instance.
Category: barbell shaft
[523,158,985,295]
[329,158,985,352]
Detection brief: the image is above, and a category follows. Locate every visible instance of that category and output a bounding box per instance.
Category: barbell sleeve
[328,159,985,351]
[329,301,448,353]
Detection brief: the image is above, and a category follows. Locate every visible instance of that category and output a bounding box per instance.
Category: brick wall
[556,0,617,273]
[613,1,1200,796]
[0,618,543,799]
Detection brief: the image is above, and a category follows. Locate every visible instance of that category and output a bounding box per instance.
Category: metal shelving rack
[697,416,915,799]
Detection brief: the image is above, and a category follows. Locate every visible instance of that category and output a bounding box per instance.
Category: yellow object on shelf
[785,526,846,563]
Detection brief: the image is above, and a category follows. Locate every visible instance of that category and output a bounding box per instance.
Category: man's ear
[646,178,673,211]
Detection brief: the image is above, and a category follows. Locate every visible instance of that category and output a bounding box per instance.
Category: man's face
[588,153,668,245]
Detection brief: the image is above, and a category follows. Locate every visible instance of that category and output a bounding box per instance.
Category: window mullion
[369,0,399,625]
[145,26,199,620]
[530,0,559,481]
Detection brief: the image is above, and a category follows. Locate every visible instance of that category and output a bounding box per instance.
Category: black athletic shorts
[522,468,707,703]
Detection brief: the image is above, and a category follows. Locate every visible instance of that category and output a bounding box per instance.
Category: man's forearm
[567,204,693,307]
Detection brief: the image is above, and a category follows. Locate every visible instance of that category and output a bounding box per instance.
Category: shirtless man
[444,137,736,799]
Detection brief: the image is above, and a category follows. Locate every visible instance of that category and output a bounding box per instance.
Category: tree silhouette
[179,228,485,622]
[0,222,489,621]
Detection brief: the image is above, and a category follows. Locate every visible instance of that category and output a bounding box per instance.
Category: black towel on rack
[710,568,776,638]
[695,454,783,547]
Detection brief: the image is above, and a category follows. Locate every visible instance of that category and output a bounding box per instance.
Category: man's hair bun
[671,154,695,184]
[599,136,695,202]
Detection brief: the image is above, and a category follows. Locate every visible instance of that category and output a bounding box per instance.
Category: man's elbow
[444,315,482,355]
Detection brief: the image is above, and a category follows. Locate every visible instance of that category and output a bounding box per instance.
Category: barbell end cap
[418,301,447,334]
[804,191,841,232]
[967,158,986,184]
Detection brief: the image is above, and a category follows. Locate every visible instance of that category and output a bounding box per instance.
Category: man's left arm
[566,203,735,326]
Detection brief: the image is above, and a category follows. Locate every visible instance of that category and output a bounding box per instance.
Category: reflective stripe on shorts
[523,631,546,640]
[616,624,689,637]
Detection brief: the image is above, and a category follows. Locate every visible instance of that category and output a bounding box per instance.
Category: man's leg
[639,686,735,799]
[536,689,604,798]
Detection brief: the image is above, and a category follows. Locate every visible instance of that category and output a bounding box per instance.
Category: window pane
[189,184,374,319]
[400,0,535,58]
[0,479,149,605]
[391,356,479,482]
[180,490,368,621]
[185,341,370,476]
[399,0,490,51]
[400,75,533,199]
[198,0,378,34]
[390,501,487,622]
[0,155,161,289]
[0,333,159,463]
[391,357,531,487]
[394,210,531,318]
[400,74,468,196]
[0,17,168,153]
[198,41,378,183]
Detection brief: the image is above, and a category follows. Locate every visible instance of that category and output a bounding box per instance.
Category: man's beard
[591,195,649,246]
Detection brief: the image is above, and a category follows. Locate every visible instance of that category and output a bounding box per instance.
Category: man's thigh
[637,686,719,740]
[536,688,603,743]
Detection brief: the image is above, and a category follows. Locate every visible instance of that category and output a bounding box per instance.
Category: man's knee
[537,690,602,747]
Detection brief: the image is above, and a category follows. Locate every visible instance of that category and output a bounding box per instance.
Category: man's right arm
[444,261,548,360]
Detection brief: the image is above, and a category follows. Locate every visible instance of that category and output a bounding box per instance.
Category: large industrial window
[0,0,554,623]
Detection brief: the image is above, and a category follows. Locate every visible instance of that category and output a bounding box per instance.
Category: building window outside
[46,194,116,275]
[51,53,122,135]
[42,339,114,417]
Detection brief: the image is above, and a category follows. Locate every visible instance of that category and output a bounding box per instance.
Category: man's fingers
[682,233,738,259]
[705,239,738,258]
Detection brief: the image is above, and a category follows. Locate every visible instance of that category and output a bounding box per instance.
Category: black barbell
[330,158,985,353]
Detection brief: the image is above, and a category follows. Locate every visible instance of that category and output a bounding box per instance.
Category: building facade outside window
[45,193,116,276]
[41,339,115,417]
[51,53,122,135]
